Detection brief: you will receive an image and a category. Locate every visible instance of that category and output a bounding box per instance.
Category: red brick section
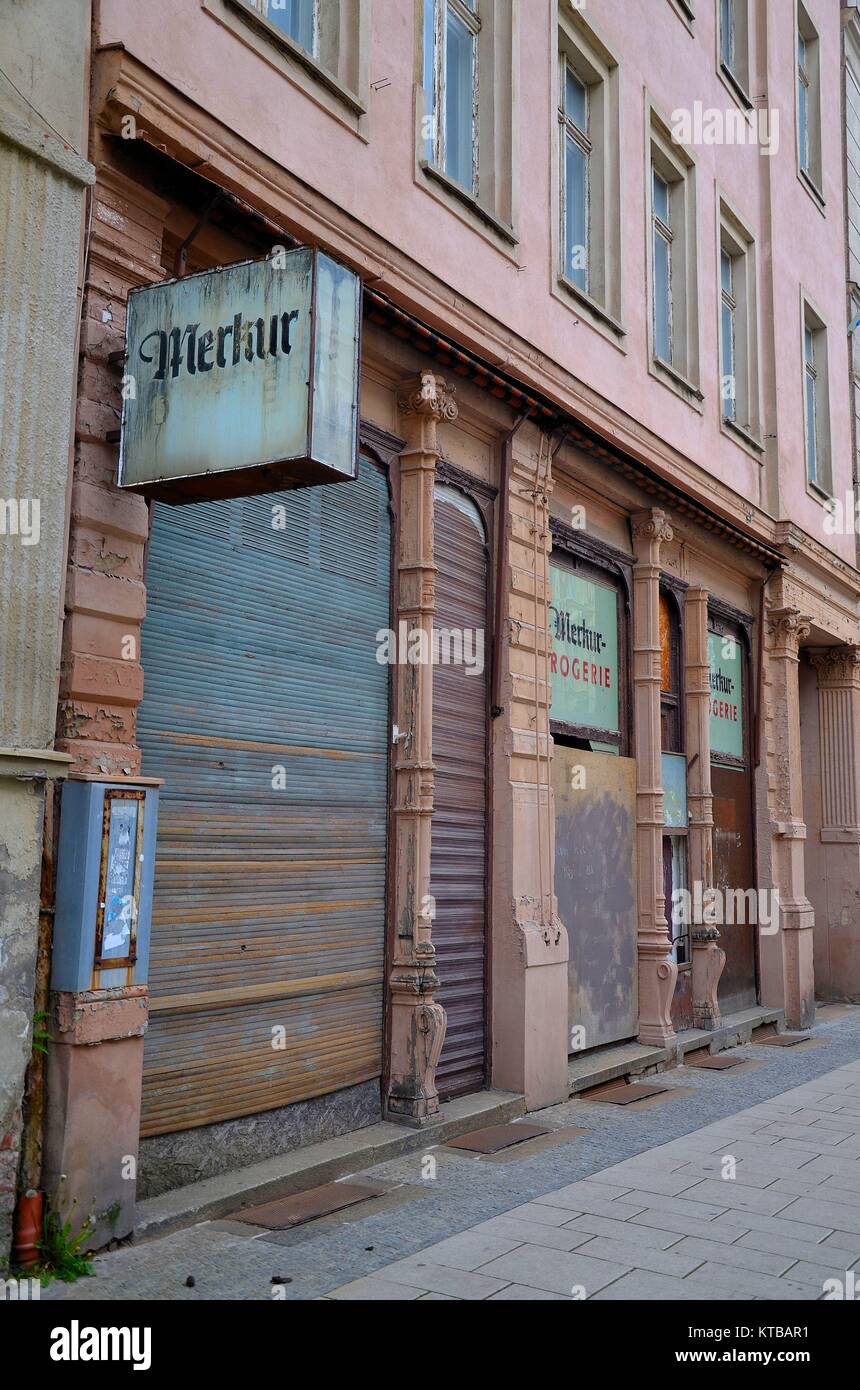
[56,166,169,777]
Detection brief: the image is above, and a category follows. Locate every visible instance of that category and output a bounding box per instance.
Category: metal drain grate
[445,1122,550,1154]
[229,1181,388,1230]
[585,1081,671,1105]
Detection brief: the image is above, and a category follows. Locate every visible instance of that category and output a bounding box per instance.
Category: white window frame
[717,198,762,452]
[801,295,832,498]
[553,4,622,337]
[647,105,701,404]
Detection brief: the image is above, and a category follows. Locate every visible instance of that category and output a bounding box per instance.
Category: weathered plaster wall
[0,0,93,1266]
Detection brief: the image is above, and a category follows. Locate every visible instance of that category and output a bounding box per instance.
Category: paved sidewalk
[39,1013,860,1300]
[327,1059,860,1301]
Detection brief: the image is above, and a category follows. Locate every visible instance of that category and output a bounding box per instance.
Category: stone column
[384,371,453,1124]
[684,587,725,1027]
[809,645,860,1000]
[764,605,815,1029]
[491,423,569,1109]
[631,510,677,1046]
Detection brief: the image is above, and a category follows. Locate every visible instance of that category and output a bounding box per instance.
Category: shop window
[420,0,515,240]
[548,541,630,756]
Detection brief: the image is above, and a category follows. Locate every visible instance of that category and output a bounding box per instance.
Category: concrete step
[134,1088,525,1241]
[568,1041,668,1095]
[567,1005,787,1096]
[676,1004,785,1058]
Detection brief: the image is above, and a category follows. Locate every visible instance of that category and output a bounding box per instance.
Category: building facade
[8,0,860,1247]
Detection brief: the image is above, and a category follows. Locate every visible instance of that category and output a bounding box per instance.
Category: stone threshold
[135,1088,525,1241]
[568,1005,786,1096]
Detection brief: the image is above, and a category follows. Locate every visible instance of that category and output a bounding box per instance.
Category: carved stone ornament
[809,645,860,686]
[397,370,458,422]
[766,606,812,655]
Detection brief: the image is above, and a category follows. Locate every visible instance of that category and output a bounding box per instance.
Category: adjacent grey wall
[0,0,93,1265]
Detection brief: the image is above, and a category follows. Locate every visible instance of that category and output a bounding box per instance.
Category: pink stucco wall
[96,0,853,561]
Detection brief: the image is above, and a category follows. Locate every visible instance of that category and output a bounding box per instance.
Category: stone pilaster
[808,645,860,1000]
[491,423,568,1109]
[764,605,815,1029]
[384,371,454,1123]
[684,587,725,1028]
[631,510,677,1046]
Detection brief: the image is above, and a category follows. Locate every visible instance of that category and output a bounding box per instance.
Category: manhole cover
[587,1082,670,1105]
[446,1122,550,1154]
[229,1181,387,1229]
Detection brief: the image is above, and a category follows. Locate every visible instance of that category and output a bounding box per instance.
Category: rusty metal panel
[137,457,390,1134]
[446,1123,550,1154]
[712,763,757,1013]
[553,747,638,1051]
[119,249,360,501]
[230,1181,387,1230]
[431,486,489,1099]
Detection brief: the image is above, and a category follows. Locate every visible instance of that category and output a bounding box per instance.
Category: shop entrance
[549,536,638,1054]
[137,457,392,1136]
[709,615,758,1014]
[431,483,490,1098]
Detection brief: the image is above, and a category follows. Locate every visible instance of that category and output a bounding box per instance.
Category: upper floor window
[802,297,832,496]
[554,10,622,333]
[797,6,822,196]
[718,202,760,446]
[718,0,750,103]
[247,0,316,55]
[423,0,480,195]
[561,65,590,293]
[230,0,369,125]
[648,109,700,402]
[652,170,673,364]
[419,0,514,239]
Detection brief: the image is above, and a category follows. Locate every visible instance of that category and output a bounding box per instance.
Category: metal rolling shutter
[431,484,489,1098]
[137,458,391,1135]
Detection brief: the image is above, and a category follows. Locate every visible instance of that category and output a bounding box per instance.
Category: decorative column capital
[766,605,812,659]
[631,508,673,564]
[809,645,860,688]
[396,371,458,423]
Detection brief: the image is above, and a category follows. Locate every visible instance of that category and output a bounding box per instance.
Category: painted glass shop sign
[549,562,619,732]
[708,630,744,759]
[118,247,361,503]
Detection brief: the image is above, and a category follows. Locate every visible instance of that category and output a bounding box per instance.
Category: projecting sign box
[118,247,361,503]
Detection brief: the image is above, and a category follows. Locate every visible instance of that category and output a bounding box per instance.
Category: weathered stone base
[137,1080,382,1200]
